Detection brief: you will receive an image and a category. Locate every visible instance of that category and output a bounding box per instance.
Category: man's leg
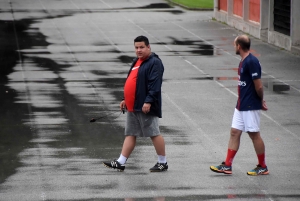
[247,131,269,175]
[151,135,165,156]
[149,135,168,172]
[228,128,243,150]
[210,128,242,174]
[248,132,266,167]
[121,136,136,159]
[119,111,138,164]
[225,108,243,166]
[102,136,136,171]
[225,128,242,166]
[116,136,136,165]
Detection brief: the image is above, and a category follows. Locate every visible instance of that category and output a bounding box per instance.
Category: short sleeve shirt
[236,53,262,111]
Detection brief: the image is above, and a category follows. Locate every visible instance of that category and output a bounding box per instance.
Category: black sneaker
[103,159,125,172]
[149,162,168,172]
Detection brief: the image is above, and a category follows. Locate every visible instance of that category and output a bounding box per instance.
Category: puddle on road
[215,76,239,80]
[215,76,291,92]
[0,21,19,80]
[0,19,34,184]
[57,193,300,201]
[0,2,189,185]
[263,77,291,92]
[0,4,187,187]
[168,37,214,56]
[121,3,184,15]
[137,3,173,9]
[188,67,292,93]
[0,16,125,185]
[118,55,136,64]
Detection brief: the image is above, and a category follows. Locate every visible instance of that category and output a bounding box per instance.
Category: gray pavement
[0,0,300,200]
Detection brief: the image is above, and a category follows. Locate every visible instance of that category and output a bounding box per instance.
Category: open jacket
[125,53,164,118]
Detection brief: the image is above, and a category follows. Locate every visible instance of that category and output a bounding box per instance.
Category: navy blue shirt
[236,53,262,111]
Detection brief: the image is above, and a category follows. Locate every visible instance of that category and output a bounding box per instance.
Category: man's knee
[247,132,261,141]
[230,128,242,137]
[150,135,160,141]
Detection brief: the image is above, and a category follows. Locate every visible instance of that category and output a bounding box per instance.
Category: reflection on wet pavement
[1,2,191,199]
[0,3,127,187]
[169,37,214,55]
[122,3,184,14]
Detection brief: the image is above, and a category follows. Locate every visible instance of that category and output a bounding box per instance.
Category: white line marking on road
[184,59,206,75]
[99,0,113,8]
[91,21,122,52]
[266,74,300,93]
[261,190,274,201]
[162,92,222,149]
[69,0,80,10]
[130,0,141,6]
[127,19,173,51]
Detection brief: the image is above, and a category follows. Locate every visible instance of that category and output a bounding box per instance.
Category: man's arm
[253,78,263,100]
[253,79,268,111]
[144,60,164,103]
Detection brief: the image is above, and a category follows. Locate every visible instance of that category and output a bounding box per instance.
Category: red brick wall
[249,0,260,22]
[219,0,227,11]
[233,0,243,17]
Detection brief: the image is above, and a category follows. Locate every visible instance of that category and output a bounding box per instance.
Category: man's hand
[120,100,126,113]
[142,103,151,114]
[262,100,268,111]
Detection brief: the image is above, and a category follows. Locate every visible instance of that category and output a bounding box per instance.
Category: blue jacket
[126,53,164,118]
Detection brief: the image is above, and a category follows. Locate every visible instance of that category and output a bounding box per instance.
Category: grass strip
[169,0,213,9]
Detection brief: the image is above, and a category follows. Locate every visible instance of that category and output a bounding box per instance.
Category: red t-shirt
[124,59,143,112]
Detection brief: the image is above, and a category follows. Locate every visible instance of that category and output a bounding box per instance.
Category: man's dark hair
[134,35,149,46]
[236,35,251,51]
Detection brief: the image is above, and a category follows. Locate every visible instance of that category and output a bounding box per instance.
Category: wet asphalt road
[0,0,300,200]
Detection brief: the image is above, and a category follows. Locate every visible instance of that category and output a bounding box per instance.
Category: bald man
[210,35,269,176]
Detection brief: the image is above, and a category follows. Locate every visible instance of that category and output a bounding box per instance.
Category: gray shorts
[125,112,160,137]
